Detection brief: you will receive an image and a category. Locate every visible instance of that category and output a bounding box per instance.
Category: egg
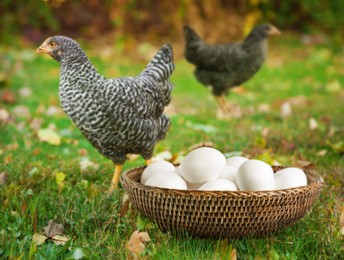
[236,159,274,191]
[180,147,226,184]
[198,179,238,191]
[219,164,238,184]
[226,156,248,168]
[140,161,175,184]
[145,172,187,190]
[274,167,307,190]
[175,165,183,176]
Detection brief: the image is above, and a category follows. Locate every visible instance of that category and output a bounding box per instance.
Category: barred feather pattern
[50,36,174,164]
[184,25,268,96]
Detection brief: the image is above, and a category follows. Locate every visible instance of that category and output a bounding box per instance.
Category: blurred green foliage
[261,0,344,45]
[0,0,59,43]
[0,0,343,45]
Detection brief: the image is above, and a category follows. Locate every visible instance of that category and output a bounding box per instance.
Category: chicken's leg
[110,164,123,192]
[110,160,151,192]
[215,95,232,116]
[145,159,152,165]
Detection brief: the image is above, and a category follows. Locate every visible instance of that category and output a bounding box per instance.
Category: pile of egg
[141,147,308,191]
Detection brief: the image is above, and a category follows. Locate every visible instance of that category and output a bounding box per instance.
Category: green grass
[1,35,343,259]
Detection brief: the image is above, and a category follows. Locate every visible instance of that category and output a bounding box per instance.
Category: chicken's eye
[49,42,56,48]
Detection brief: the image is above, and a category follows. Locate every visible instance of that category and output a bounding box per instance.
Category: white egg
[140,161,175,184]
[236,159,274,191]
[175,165,183,176]
[180,147,226,184]
[198,179,238,191]
[219,164,238,184]
[274,167,307,190]
[145,172,187,190]
[226,156,248,168]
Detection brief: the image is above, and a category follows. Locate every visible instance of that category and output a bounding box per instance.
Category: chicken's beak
[36,46,48,54]
[267,26,281,36]
[36,38,53,55]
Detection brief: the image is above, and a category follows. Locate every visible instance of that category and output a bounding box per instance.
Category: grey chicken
[184,24,280,117]
[36,36,174,190]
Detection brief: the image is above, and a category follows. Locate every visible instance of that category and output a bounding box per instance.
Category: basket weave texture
[121,166,323,239]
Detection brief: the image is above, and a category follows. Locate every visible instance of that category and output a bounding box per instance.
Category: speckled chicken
[36,36,174,190]
[184,25,280,117]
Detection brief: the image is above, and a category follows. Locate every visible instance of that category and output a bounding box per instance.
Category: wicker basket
[121,166,323,239]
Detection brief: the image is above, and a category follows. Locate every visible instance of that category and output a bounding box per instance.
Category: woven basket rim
[121,165,324,197]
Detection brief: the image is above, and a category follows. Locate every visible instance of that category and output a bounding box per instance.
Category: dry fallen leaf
[13,105,31,119]
[79,158,99,173]
[0,108,10,124]
[32,233,47,245]
[280,102,292,118]
[340,206,344,235]
[317,150,327,156]
[127,230,151,257]
[295,160,315,169]
[29,117,43,131]
[18,86,32,97]
[37,128,61,146]
[52,235,69,246]
[46,105,64,116]
[119,194,130,217]
[78,148,88,156]
[7,142,19,151]
[257,103,270,113]
[1,89,16,104]
[0,172,8,185]
[230,248,237,260]
[287,95,310,106]
[4,153,13,164]
[309,118,319,130]
[43,220,64,238]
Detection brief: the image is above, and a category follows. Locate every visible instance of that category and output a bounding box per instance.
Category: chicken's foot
[215,95,243,119]
[110,164,123,192]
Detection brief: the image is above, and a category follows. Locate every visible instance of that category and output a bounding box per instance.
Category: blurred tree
[261,0,344,45]
[0,0,59,43]
[0,0,343,46]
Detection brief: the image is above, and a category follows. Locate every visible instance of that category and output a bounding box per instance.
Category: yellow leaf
[249,0,260,5]
[340,206,344,235]
[256,150,276,165]
[32,233,47,245]
[326,80,342,93]
[37,129,61,146]
[55,172,66,186]
[4,153,13,164]
[230,248,237,260]
[244,10,262,35]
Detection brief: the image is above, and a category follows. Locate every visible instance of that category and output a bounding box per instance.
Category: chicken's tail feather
[184,25,202,44]
[141,44,175,81]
